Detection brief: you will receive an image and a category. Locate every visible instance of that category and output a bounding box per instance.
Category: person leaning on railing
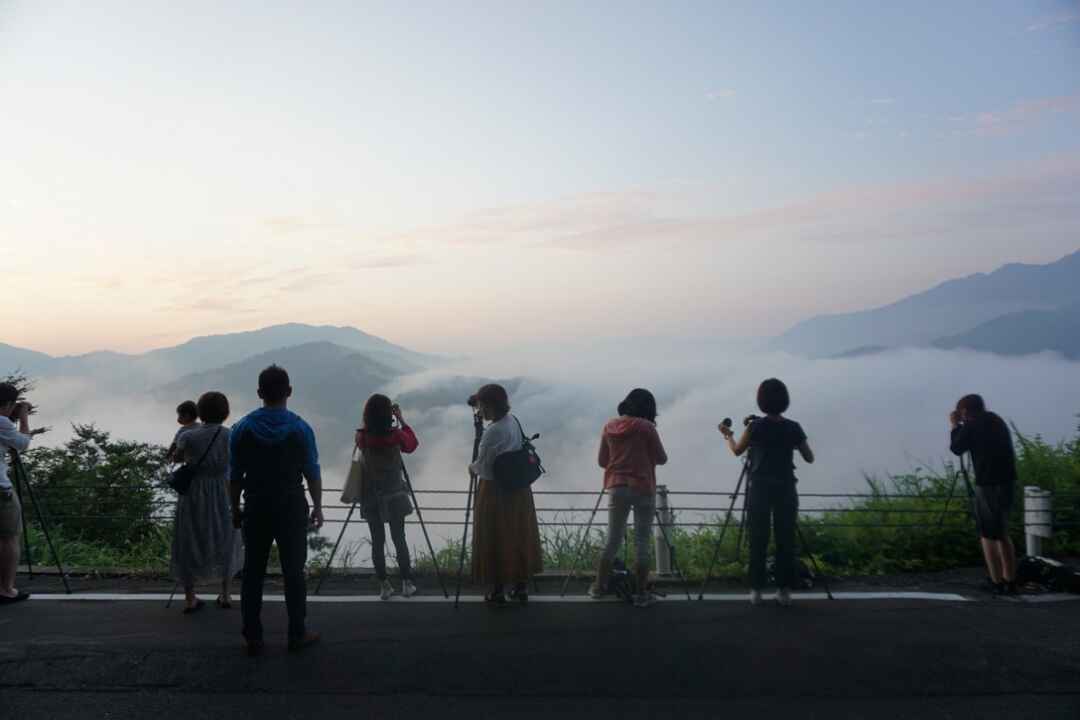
[589,388,668,608]
[719,378,814,607]
[0,383,35,605]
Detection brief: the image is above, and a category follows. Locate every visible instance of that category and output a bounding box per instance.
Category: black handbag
[168,427,223,496]
[493,417,544,492]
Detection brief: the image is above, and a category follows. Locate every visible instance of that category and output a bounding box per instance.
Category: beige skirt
[471,479,544,585]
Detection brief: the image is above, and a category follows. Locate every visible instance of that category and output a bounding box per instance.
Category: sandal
[182,599,206,615]
[216,596,233,609]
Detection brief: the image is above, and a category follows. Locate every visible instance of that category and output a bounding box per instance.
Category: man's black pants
[241,494,309,642]
[748,479,798,590]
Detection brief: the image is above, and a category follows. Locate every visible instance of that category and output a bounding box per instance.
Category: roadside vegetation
[8,367,1078,579]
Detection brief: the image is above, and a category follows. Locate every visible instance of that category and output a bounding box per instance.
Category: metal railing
[19,482,1078,576]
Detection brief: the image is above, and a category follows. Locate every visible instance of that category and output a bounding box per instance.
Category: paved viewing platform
[2,573,1079,719]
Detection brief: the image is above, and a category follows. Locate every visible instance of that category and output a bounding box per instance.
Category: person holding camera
[468,383,543,605]
[0,383,36,605]
[170,391,243,614]
[719,378,814,607]
[949,394,1018,595]
[354,394,419,600]
[589,388,668,608]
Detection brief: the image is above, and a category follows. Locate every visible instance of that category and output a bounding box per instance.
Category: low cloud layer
[25,344,1080,560]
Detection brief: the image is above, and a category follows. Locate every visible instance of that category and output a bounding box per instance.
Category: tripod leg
[560,487,606,597]
[314,502,357,595]
[19,497,33,580]
[402,465,448,599]
[653,509,692,600]
[795,521,832,600]
[166,581,179,609]
[453,474,477,609]
[15,458,70,594]
[698,464,747,600]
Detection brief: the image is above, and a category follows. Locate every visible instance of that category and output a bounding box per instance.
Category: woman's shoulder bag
[493,417,545,492]
[168,427,223,496]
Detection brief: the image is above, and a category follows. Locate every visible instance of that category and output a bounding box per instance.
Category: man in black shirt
[949,394,1018,595]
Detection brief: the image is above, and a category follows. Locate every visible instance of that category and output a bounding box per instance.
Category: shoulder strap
[513,416,528,443]
[190,427,223,471]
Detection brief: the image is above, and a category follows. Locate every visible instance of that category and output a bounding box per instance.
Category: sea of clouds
[27,340,1080,562]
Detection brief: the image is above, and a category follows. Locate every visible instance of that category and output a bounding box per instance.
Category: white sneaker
[379,580,394,600]
[587,582,605,599]
[401,579,418,598]
[776,588,792,607]
[749,589,763,606]
[633,592,659,608]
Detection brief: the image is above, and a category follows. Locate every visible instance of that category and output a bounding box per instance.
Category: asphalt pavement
[2,590,1079,719]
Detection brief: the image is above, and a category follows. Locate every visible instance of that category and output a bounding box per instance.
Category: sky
[2,0,1080,356]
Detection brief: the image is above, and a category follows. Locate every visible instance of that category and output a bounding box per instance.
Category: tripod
[938,453,976,529]
[9,450,71,594]
[560,487,693,600]
[698,456,832,600]
[315,434,448,597]
[454,410,485,608]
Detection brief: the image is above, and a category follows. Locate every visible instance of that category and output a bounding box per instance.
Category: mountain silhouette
[773,249,1080,357]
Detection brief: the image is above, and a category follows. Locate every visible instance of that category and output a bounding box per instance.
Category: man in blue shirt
[230,365,323,655]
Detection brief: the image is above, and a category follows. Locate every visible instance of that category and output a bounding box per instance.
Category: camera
[467,394,479,408]
[720,415,761,432]
[6,402,28,422]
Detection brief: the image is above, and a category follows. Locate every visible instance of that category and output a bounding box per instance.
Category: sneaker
[401,579,418,598]
[776,588,793,607]
[749,590,763,606]
[587,582,606,599]
[379,580,394,600]
[287,631,320,653]
[633,592,659,608]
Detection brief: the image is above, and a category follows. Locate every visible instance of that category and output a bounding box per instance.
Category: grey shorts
[974,483,1014,541]
[0,489,22,538]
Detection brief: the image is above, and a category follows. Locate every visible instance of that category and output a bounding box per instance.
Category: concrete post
[655,485,672,576]
[1024,486,1052,558]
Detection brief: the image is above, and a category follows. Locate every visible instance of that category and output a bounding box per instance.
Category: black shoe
[287,631,320,653]
[1005,581,1019,596]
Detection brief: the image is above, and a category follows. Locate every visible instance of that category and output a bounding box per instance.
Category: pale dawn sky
[2,1,1079,356]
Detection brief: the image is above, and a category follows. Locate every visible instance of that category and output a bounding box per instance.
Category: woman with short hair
[719,378,814,607]
[590,388,668,607]
[468,383,543,605]
[354,394,419,600]
[170,391,244,613]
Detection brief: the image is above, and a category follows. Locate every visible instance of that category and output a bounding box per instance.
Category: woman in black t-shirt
[719,378,814,607]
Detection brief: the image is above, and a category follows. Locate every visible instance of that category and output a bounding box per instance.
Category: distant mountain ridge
[1,323,431,388]
[773,249,1080,359]
[933,303,1080,360]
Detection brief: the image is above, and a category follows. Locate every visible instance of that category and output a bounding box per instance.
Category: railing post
[655,485,672,576]
[1024,486,1052,557]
